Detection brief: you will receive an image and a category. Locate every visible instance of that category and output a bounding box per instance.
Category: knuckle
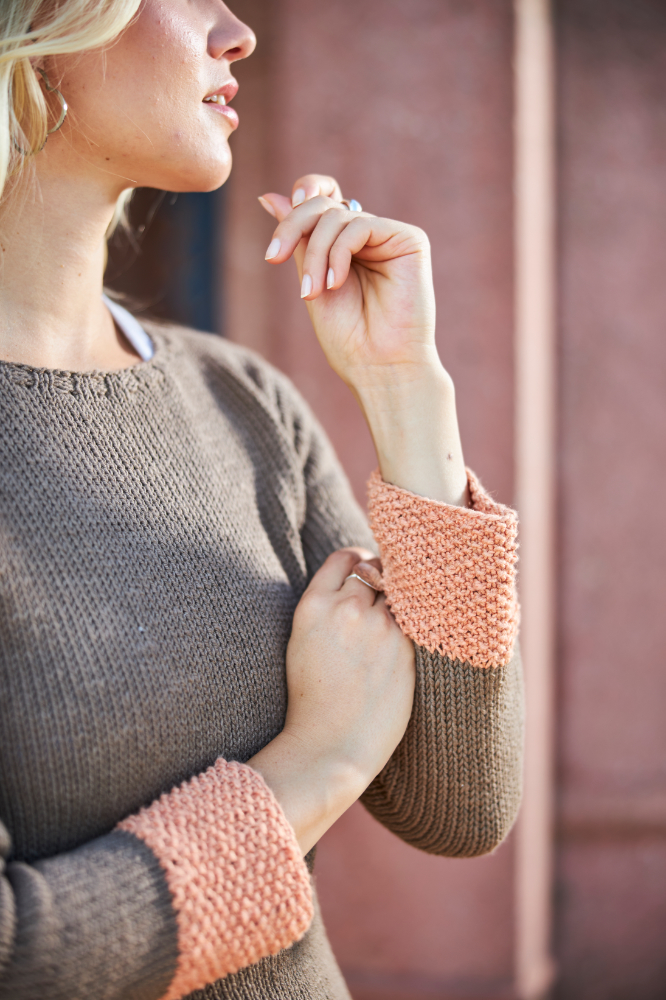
[330,548,359,570]
[336,595,365,626]
[412,225,430,247]
[327,549,350,566]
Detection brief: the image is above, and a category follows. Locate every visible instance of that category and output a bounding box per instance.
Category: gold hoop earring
[12,68,68,156]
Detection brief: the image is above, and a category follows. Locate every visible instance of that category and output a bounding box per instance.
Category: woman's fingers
[259,190,422,304]
[299,206,365,296]
[262,195,349,266]
[261,196,378,289]
[302,215,400,298]
[342,562,383,602]
[291,174,343,208]
[258,192,293,223]
[259,175,345,221]
[306,548,377,594]
[346,561,384,591]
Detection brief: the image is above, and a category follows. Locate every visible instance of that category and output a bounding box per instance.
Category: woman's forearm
[249,732,367,856]
[351,356,470,507]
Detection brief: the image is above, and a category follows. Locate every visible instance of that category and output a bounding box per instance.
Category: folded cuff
[117,758,313,999]
[367,468,518,669]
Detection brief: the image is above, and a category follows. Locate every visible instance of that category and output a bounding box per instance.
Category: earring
[12,68,68,156]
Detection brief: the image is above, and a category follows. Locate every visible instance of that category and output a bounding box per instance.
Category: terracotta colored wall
[225,0,515,507]
[555,3,666,997]
[110,0,666,995]
[225,2,518,998]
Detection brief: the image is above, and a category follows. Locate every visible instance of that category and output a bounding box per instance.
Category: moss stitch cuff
[117,758,313,998]
[367,468,519,669]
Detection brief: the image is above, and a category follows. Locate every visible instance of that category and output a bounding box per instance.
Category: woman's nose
[208,5,257,63]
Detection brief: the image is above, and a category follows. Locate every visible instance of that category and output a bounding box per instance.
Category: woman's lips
[204,100,239,129]
[203,80,239,128]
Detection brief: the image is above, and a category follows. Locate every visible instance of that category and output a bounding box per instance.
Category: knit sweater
[0,322,523,1000]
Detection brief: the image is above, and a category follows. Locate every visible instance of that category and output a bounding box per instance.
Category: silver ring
[344,572,381,591]
[342,198,362,212]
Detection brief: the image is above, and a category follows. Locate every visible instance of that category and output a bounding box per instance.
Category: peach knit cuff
[117,758,313,1000]
[366,468,519,669]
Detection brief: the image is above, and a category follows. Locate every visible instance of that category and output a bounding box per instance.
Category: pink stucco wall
[222,0,666,996]
[556,3,666,997]
[225,2,518,998]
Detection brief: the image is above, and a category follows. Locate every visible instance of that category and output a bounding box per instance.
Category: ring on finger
[345,572,381,591]
[341,198,362,212]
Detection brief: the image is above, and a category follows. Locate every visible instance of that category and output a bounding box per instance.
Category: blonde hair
[0,0,141,222]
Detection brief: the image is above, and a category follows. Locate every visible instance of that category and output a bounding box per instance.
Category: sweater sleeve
[297,419,523,857]
[361,469,523,856]
[0,760,313,1000]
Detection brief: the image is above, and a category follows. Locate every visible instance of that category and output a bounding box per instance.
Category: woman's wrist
[350,359,469,507]
[248,729,369,856]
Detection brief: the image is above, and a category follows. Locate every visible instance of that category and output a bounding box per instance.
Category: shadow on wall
[105,188,224,334]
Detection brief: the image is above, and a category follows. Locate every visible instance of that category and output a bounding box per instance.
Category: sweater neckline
[0,325,168,383]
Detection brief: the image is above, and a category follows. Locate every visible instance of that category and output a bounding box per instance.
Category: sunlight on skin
[0,4,467,856]
[258,178,470,509]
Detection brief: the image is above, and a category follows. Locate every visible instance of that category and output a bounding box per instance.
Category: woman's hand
[259,174,470,507]
[259,174,436,390]
[249,548,415,856]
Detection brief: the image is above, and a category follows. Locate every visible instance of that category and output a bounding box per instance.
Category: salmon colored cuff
[117,758,313,999]
[367,468,519,669]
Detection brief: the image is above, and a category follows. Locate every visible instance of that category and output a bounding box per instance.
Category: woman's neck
[0,163,140,371]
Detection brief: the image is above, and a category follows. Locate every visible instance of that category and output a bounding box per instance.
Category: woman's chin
[143,151,232,195]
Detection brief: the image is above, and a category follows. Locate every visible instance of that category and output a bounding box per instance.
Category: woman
[0,2,523,998]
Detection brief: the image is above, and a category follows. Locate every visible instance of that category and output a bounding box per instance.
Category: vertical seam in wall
[513,1,558,997]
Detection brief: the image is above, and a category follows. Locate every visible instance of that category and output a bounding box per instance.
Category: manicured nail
[258,196,277,218]
[300,274,313,298]
[292,188,305,207]
[265,238,280,260]
[326,268,335,289]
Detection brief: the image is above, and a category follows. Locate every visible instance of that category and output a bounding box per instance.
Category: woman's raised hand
[259,174,437,391]
[259,173,470,508]
[249,548,415,856]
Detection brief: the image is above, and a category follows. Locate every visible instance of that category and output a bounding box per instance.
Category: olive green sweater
[0,323,523,1000]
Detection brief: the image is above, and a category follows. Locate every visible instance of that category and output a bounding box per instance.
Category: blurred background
[105,1,666,997]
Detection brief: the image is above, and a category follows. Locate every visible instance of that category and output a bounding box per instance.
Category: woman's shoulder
[144,319,321,457]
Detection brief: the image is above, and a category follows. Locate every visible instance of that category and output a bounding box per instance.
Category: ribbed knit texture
[0,323,523,1000]
[362,646,523,855]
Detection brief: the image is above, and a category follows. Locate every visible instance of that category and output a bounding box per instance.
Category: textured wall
[225,2,518,997]
[225,0,515,506]
[556,2,666,998]
[220,0,666,996]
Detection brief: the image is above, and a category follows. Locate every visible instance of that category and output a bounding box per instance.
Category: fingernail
[258,196,277,218]
[300,274,312,298]
[265,238,280,260]
[326,267,335,289]
[292,188,305,207]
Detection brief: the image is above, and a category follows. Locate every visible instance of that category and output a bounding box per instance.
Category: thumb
[258,192,292,223]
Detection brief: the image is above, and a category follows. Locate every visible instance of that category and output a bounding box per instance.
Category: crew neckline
[0,303,162,380]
